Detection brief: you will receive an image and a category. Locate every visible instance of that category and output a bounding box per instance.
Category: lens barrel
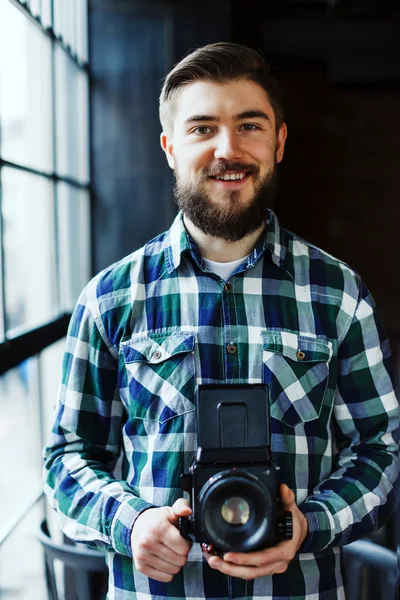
[197,469,274,553]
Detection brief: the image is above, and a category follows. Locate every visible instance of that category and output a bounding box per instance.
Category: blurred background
[0,0,398,599]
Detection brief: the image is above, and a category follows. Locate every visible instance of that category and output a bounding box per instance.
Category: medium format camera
[179,384,293,554]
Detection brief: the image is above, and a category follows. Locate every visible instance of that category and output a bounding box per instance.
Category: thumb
[170,497,192,521]
[279,483,295,507]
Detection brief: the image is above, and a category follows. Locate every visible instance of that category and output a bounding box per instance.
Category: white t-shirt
[203,255,250,281]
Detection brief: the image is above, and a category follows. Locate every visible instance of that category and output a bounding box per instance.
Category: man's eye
[194,126,212,135]
[241,123,259,131]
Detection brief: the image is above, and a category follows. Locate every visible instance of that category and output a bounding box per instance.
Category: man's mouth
[208,171,252,186]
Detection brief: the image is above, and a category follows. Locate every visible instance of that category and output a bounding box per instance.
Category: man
[44,42,399,600]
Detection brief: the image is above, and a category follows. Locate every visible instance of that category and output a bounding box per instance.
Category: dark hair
[159,42,285,135]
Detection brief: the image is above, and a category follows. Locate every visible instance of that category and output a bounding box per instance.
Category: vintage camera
[179,384,293,554]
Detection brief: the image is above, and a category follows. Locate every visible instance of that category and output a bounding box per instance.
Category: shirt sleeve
[299,275,399,552]
[43,285,155,557]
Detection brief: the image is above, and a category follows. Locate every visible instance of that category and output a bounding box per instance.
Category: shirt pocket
[261,330,333,428]
[120,329,196,423]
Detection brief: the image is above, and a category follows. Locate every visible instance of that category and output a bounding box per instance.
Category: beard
[173,161,279,242]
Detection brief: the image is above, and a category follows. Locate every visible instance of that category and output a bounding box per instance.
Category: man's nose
[213,131,243,161]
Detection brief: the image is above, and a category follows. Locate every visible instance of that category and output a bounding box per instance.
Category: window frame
[0,0,91,548]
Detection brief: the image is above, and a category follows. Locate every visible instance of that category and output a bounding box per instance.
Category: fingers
[203,551,289,579]
[157,542,191,566]
[133,538,190,582]
[170,497,192,521]
[223,543,295,567]
[134,564,175,583]
[278,485,309,550]
[131,504,192,582]
[135,549,185,576]
[162,519,193,555]
[135,525,191,562]
[279,483,295,506]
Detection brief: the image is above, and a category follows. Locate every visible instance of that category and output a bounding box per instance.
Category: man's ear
[275,122,287,164]
[160,132,175,169]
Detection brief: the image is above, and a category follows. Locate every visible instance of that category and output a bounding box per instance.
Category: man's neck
[183,215,266,263]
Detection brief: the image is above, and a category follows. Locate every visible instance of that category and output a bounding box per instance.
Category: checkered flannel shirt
[44,209,399,600]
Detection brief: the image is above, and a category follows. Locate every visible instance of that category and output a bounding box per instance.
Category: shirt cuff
[298,501,335,552]
[110,497,155,557]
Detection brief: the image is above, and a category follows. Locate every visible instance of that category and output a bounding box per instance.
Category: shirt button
[227,343,237,354]
[224,282,233,292]
[296,350,306,360]
[153,350,162,361]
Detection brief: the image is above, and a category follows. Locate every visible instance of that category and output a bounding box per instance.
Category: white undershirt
[203,255,250,281]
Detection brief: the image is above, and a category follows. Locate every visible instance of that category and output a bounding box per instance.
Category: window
[0,503,47,599]
[0,359,43,518]
[55,46,90,183]
[0,0,53,173]
[2,168,56,334]
[57,183,91,312]
[0,1,91,596]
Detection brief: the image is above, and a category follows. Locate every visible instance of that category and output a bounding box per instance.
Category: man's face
[161,79,287,241]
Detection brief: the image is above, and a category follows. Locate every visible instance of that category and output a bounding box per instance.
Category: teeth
[215,173,246,181]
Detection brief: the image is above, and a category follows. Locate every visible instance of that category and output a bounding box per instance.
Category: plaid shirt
[44,209,399,600]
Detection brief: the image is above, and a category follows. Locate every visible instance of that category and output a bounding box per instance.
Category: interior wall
[89,0,231,274]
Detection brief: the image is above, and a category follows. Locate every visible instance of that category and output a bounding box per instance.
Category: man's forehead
[175,79,275,123]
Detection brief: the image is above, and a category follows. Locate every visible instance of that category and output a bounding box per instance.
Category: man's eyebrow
[235,110,270,121]
[183,110,270,126]
[184,115,220,125]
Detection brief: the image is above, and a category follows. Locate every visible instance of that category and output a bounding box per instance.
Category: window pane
[66,0,75,52]
[40,337,65,442]
[54,0,82,56]
[29,0,41,18]
[53,0,61,39]
[78,0,88,62]
[58,184,91,311]
[0,202,4,342]
[2,168,57,334]
[78,69,90,182]
[0,502,46,599]
[0,0,53,172]
[55,47,90,182]
[53,0,67,42]
[0,359,42,519]
[41,0,52,29]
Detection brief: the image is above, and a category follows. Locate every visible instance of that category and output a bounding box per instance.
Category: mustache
[204,162,259,178]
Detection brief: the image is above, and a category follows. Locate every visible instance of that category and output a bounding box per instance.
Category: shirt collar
[164,209,287,274]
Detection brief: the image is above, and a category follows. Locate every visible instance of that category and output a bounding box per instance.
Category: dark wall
[232,3,400,360]
[89,0,231,274]
[89,0,400,359]
[90,2,174,272]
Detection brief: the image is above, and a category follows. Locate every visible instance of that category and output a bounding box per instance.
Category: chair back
[38,519,108,600]
[343,538,397,600]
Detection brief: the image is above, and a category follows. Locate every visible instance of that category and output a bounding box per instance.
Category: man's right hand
[131,498,193,582]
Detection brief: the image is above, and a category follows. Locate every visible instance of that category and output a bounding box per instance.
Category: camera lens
[198,469,274,552]
[221,497,250,525]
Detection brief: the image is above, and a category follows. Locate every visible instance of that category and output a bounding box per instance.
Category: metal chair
[38,519,109,600]
[342,538,397,600]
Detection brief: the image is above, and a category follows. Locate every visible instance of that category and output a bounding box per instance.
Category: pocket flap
[261,330,332,363]
[121,331,195,364]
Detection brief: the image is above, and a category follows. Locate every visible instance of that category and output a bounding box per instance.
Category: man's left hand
[202,484,308,580]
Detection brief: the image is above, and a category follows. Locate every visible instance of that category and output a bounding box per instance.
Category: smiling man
[163,78,285,247]
[44,43,399,600]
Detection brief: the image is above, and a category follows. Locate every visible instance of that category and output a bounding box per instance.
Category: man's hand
[203,484,308,580]
[131,498,193,582]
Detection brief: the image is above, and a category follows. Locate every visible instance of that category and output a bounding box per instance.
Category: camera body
[179,384,293,554]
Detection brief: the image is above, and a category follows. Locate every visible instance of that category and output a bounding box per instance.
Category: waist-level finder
[179,384,293,554]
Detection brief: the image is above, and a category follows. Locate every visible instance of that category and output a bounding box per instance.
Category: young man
[44,43,399,599]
